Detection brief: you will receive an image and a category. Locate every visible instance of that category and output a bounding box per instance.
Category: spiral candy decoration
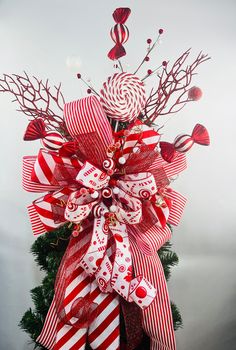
[100,73,146,122]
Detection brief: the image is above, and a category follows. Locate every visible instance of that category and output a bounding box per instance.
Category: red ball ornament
[87,88,92,94]
[145,56,150,62]
[114,234,123,242]
[162,61,167,67]
[159,28,164,34]
[188,86,203,101]
[147,38,152,44]
[123,130,130,136]
[77,73,81,79]
[107,169,114,176]
[80,188,87,195]
[135,286,147,298]
[109,178,118,187]
[72,230,79,237]
[147,69,153,75]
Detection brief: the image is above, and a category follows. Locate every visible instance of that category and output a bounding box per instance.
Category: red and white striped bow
[23,95,188,350]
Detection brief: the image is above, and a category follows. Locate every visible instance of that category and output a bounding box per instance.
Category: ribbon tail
[27,204,47,236]
[129,224,172,256]
[130,237,176,350]
[88,281,120,350]
[36,297,59,349]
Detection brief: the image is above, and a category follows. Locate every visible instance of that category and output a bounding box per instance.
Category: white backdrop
[0,1,236,349]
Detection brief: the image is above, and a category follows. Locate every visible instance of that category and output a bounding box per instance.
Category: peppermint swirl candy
[138,189,151,199]
[103,158,115,171]
[100,73,146,122]
[102,187,112,198]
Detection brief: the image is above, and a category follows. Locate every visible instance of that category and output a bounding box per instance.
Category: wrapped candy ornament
[108,7,131,60]
[0,6,210,350]
[24,118,65,151]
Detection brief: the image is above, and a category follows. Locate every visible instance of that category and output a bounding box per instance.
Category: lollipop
[100,72,146,122]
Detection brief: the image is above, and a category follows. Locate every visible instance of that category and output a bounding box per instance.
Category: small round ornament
[188,86,202,101]
[90,190,99,199]
[118,156,126,165]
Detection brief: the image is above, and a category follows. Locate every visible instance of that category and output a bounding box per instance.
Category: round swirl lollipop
[100,72,146,122]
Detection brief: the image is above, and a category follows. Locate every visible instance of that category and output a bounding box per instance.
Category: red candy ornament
[108,8,131,60]
[160,124,210,162]
[24,118,64,151]
[23,118,46,140]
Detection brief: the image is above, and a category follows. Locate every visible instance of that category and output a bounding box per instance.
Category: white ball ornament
[118,157,126,165]
[91,191,99,199]
[110,205,117,213]
[113,187,120,195]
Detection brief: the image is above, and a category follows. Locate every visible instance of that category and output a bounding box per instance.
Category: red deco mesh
[54,228,92,327]
[74,132,107,168]
[125,145,160,174]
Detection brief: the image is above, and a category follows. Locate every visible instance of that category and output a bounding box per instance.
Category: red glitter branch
[143,49,210,125]
[0,72,69,136]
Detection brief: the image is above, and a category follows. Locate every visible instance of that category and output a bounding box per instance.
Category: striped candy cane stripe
[23,156,60,193]
[31,149,82,186]
[122,121,160,158]
[37,232,92,349]
[32,187,72,234]
[130,238,176,350]
[64,96,113,166]
[38,231,120,350]
[87,282,120,350]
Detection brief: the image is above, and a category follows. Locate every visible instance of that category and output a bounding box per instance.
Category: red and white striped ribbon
[23,156,60,193]
[122,120,160,158]
[37,232,120,350]
[165,189,187,226]
[31,149,82,187]
[32,187,72,234]
[129,224,172,256]
[130,237,176,350]
[147,153,187,179]
[64,96,113,167]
